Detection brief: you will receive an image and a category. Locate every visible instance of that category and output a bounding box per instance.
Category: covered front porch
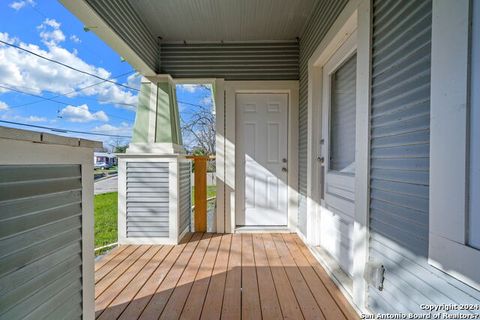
[94,233,358,320]
[58,0,370,317]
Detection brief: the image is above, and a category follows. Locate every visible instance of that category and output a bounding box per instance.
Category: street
[94,175,118,195]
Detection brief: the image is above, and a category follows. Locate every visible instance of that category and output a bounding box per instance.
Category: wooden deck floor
[94,233,359,320]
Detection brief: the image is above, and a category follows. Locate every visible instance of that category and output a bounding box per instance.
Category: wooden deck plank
[292,236,359,320]
[180,234,222,320]
[200,234,232,320]
[221,233,242,320]
[138,233,205,320]
[117,234,195,320]
[95,245,128,271]
[271,234,324,320]
[241,234,262,320]
[93,233,360,320]
[96,245,174,320]
[252,234,283,320]
[95,245,151,299]
[262,234,304,320]
[95,245,138,284]
[282,234,347,320]
[96,246,162,317]
[159,233,213,319]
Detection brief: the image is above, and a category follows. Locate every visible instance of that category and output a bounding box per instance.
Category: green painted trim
[171,84,182,145]
[131,79,184,146]
[155,82,173,143]
[131,82,151,143]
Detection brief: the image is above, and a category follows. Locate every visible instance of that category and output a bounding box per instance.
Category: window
[329,53,357,173]
[429,0,480,290]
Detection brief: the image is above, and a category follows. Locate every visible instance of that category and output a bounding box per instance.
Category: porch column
[118,75,192,245]
[129,75,184,154]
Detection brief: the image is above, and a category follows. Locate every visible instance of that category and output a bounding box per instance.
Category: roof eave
[59,0,157,76]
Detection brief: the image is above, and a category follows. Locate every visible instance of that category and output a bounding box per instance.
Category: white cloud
[92,122,127,134]
[0,113,47,122]
[126,73,141,90]
[0,101,9,110]
[200,96,211,106]
[70,35,81,44]
[178,84,202,93]
[0,30,138,110]
[25,115,47,122]
[9,0,35,10]
[93,122,131,134]
[37,19,65,46]
[86,122,132,150]
[59,104,109,123]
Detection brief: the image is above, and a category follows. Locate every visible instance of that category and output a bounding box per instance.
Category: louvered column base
[117,154,192,245]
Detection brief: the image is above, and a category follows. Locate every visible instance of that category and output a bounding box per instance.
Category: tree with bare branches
[181,106,215,155]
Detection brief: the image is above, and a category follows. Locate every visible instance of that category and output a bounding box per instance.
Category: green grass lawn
[94,192,118,252]
[191,186,216,205]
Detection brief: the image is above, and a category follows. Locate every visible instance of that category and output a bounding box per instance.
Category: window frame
[429,0,480,290]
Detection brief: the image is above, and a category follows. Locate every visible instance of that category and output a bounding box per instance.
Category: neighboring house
[15,0,478,318]
[93,152,117,169]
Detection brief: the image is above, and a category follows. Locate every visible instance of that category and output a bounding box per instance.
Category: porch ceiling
[128,0,316,41]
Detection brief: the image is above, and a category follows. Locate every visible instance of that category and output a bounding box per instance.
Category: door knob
[282,167,288,172]
[282,158,288,163]
[317,156,325,164]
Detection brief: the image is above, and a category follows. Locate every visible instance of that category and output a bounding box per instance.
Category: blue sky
[0,0,212,149]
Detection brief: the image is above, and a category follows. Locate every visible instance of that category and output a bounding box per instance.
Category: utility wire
[0,84,133,122]
[1,83,136,109]
[3,82,209,115]
[177,100,210,109]
[0,120,132,138]
[0,39,212,111]
[9,70,136,109]
[0,39,140,92]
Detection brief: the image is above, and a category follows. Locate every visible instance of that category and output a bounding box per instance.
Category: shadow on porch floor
[94,233,359,320]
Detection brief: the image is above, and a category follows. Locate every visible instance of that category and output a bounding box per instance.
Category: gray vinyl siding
[126,162,170,238]
[297,0,349,234]
[178,161,191,235]
[368,0,480,313]
[85,0,158,72]
[0,165,83,320]
[160,42,299,80]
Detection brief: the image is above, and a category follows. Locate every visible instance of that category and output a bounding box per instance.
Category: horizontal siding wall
[368,0,480,313]
[126,162,170,238]
[85,0,158,72]
[0,165,83,320]
[178,161,191,235]
[297,0,348,234]
[160,42,299,80]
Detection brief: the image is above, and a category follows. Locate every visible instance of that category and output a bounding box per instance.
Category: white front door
[236,93,288,226]
[320,32,357,276]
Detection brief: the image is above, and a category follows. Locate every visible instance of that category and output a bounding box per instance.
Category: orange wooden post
[194,156,208,232]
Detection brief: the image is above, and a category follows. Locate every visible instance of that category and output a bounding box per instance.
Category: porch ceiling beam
[59,0,157,76]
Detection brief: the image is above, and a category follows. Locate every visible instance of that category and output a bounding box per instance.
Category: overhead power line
[0,39,140,92]
[9,70,136,109]
[0,120,132,138]
[0,84,133,122]
[0,83,136,110]
[177,100,210,109]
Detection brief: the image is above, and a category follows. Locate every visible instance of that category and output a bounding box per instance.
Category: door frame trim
[224,81,299,234]
[305,0,371,312]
